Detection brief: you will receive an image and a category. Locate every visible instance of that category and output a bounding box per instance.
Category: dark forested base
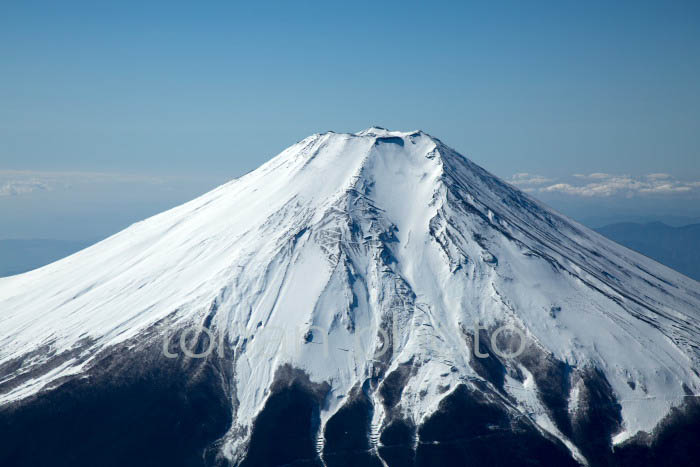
[0,345,232,467]
[2,358,700,467]
[414,384,579,467]
[240,366,328,467]
[612,401,700,467]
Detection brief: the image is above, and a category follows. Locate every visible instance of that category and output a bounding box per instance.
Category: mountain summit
[1,129,699,466]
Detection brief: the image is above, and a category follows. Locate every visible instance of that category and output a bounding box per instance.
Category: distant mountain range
[595,222,700,281]
[583,215,700,229]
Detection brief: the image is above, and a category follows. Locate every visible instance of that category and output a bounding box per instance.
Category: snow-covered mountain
[1,128,699,466]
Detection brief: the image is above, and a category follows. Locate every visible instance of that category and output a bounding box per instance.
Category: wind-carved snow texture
[1,128,699,466]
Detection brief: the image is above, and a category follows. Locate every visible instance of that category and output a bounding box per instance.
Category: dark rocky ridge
[0,334,232,467]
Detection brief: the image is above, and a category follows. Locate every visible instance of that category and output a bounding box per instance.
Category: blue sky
[2,0,700,239]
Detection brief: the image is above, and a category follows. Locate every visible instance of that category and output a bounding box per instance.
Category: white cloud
[512,172,700,198]
[638,184,692,194]
[540,178,642,197]
[0,179,50,197]
[0,170,165,185]
[508,173,554,186]
[574,173,612,180]
[646,173,671,180]
[0,170,177,198]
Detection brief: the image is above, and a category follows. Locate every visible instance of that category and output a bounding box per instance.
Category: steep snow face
[1,128,699,462]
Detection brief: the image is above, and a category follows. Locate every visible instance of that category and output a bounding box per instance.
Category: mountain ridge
[595,221,700,281]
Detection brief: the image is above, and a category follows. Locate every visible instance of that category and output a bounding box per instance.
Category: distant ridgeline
[595,222,700,281]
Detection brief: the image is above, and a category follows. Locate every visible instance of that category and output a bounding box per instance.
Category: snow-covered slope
[1,128,699,466]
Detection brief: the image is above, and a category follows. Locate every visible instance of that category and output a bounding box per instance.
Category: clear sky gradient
[2,0,699,240]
